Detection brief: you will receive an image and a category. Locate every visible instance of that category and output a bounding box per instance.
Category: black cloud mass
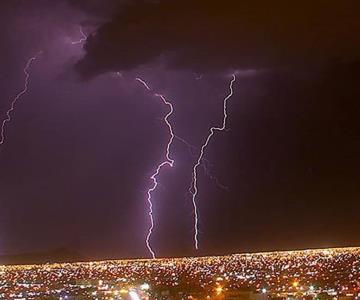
[76,0,360,79]
[66,0,127,17]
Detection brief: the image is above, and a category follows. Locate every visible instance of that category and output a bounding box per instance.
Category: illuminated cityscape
[1,247,359,300]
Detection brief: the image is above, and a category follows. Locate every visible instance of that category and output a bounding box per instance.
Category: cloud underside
[75,0,360,79]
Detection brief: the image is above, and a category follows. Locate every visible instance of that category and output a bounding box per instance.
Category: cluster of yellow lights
[0,247,359,299]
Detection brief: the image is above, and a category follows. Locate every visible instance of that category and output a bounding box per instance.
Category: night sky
[0,0,359,260]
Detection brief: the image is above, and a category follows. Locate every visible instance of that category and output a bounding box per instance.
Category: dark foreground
[0,247,359,300]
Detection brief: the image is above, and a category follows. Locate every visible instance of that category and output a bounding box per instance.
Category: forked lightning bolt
[0,54,41,146]
[174,135,228,191]
[135,77,175,259]
[71,26,87,45]
[190,74,236,250]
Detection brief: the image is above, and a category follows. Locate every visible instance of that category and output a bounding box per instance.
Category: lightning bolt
[71,26,87,45]
[135,77,175,259]
[0,53,41,146]
[174,135,228,191]
[190,74,236,250]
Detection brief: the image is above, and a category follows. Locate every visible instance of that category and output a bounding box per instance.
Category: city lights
[0,247,358,299]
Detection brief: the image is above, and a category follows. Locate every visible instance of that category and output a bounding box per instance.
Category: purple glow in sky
[0,0,359,260]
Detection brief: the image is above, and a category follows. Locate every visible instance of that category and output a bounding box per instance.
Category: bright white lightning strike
[135,77,175,259]
[190,74,236,250]
[71,26,87,45]
[0,54,41,146]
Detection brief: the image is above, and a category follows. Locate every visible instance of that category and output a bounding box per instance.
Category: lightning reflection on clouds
[71,26,87,45]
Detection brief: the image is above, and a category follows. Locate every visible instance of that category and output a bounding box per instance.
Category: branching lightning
[71,26,87,45]
[0,54,41,146]
[174,135,228,191]
[135,77,175,259]
[190,74,236,250]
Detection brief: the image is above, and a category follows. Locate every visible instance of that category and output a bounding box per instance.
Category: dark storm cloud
[66,0,127,17]
[75,0,360,79]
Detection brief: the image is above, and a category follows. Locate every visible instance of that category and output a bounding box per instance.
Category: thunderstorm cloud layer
[75,0,360,79]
